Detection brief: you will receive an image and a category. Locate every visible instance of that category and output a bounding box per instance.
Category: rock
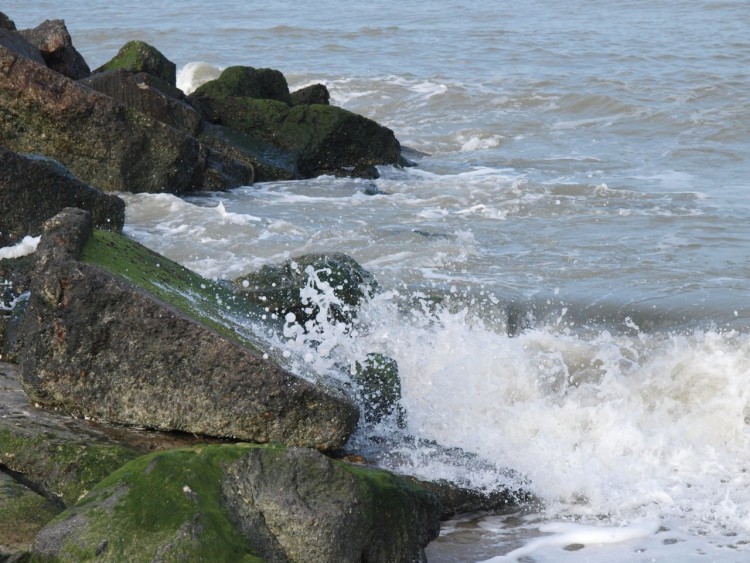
[291,83,330,105]
[17,209,359,450]
[0,471,61,560]
[0,46,253,193]
[33,444,441,562]
[81,69,203,136]
[189,65,292,109]
[190,76,402,178]
[353,353,405,426]
[18,19,90,79]
[0,361,231,510]
[0,148,125,247]
[0,12,16,31]
[0,28,46,67]
[0,254,34,361]
[94,40,176,86]
[0,362,141,507]
[233,252,379,327]
[198,122,299,182]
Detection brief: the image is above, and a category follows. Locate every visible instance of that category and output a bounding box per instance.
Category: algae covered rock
[0,148,124,247]
[189,65,292,108]
[190,71,402,179]
[0,471,61,560]
[94,40,176,86]
[0,45,253,193]
[233,252,379,326]
[17,208,358,450]
[33,443,441,562]
[0,362,141,508]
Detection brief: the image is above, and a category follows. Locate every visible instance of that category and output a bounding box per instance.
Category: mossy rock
[0,472,61,559]
[190,65,292,108]
[0,427,140,508]
[233,252,379,327]
[94,40,176,86]
[32,444,441,562]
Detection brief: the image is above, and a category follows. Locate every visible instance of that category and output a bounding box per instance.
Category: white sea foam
[0,235,40,259]
[176,61,222,95]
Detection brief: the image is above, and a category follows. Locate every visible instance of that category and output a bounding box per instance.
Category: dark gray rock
[0,46,253,193]
[0,12,16,31]
[18,19,90,79]
[291,83,330,105]
[0,28,45,66]
[81,68,203,136]
[94,40,176,86]
[17,209,359,449]
[0,148,124,247]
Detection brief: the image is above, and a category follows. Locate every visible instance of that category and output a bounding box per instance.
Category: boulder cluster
[0,11,525,562]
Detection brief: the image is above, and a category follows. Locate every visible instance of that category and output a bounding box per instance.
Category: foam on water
[0,235,40,259]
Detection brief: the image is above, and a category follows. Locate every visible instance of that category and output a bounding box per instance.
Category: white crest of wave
[176,61,223,95]
[0,235,40,259]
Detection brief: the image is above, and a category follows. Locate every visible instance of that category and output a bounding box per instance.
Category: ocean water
[5,1,750,560]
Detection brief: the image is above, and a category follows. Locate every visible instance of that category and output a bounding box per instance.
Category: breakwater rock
[0,14,406,194]
[17,208,359,450]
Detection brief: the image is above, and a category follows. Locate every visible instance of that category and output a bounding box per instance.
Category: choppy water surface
[6,1,750,560]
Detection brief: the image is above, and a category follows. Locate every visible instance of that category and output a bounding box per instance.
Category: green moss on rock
[0,472,61,556]
[0,428,139,507]
[80,230,272,354]
[94,40,177,86]
[35,445,265,562]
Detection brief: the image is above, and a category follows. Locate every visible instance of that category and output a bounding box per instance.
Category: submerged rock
[233,252,379,326]
[33,444,441,562]
[19,19,90,79]
[0,45,252,193]
[0,148,124,247]
[93,40,176,86]
[17,208,359,450]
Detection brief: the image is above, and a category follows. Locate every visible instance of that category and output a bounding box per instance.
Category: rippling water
[6,1,750,560]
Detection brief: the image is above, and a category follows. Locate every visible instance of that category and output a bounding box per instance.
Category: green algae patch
[80,229,274,354]
[41,444,269,562]
[0,471,61,554]
[0,428,140,507]
[94,40,177,86]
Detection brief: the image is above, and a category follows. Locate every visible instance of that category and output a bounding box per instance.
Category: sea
[5,1,750,561]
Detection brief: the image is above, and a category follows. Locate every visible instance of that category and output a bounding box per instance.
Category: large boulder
[33,444,441,562]
[190,73,402,178]
[0,45,253,193]
[0,12,16,31]
[17,208,359,450]
[0,26,46,66]
[0,148,124,247]
[19,19,90,79]
[81,69,203,136]
[93,40,176,86]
